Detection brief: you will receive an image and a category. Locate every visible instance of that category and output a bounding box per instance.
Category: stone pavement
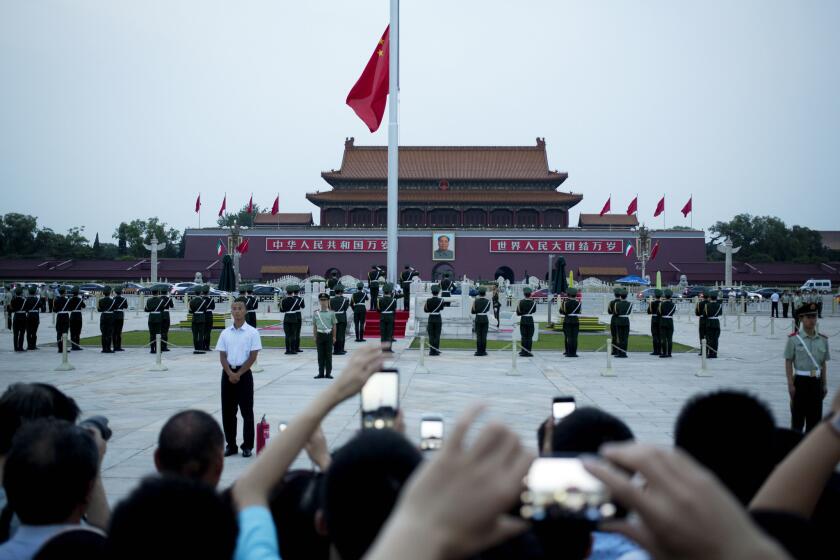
[0,308,838,507]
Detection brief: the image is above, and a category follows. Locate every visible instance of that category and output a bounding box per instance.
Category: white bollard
[601,337,615,377]
[696,339,711,377]
[767,316,775,338]
[416,336,430,374]
[55,334,75,371]
[150,334,168,371]
[90,297,96,321]
[51,311,56,326]
[136,294,143,318]
[507,328,521,376]
[735,313,742,332]
[749,316,758,336]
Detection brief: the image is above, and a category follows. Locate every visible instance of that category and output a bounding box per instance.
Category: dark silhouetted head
[0,383,80,454]
[154,410,224,487]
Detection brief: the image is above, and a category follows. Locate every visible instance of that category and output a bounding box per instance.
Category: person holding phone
[313,293,337,379]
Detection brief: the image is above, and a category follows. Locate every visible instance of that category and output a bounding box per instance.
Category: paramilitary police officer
[202,285,215,351]
[326,272,339,297]
[608,287,621,356]
[351,281,368,341]
[68,286,86,351]
[400,265,420,311]
[330,283,350,355]
[440,273,454,298]
[190,288,208,354]
[24,285,46,351]
[785,302,829,433]
[377,282,397,353]
[112,286,128,351]
[368,266,383,311]
[54,286,71,353]
[471,286,492,356]
[657,289,676,358]
[424,284,448,356]
[613,288,632,358]
[245,285,259,329]
[781,290,792,319]
[10,287,26,352]
[292,284,305,353]
[97,286,116,353]
[516,287,537,357]
[145,288,164,353]
[313,293,336,379]
[160,289,174,352]
[647,289,663,356]
[559,287,582,358]
[280,285,296,354]
[703,291,723,358]
[695,290,707,356]
[792,290,803,329]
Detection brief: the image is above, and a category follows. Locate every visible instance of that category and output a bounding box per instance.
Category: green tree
[93,232,101,257]
[707,214,829,263]
[217,203,261,228]
[0,213,38,256]
[112,218,181,258]
[117,223,128,255]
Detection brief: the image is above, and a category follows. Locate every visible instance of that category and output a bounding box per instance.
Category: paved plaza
[1,307,838,506]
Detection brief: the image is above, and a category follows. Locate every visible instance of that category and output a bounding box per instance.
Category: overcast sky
[1,0,838,244]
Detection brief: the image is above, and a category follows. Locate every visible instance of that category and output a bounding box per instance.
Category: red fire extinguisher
[256,415,270,454]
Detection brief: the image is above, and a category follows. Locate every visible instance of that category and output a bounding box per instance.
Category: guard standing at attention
[326,272,339,297]
[424,284,448,356]
[368,266,383,311]
[292,285,305,353]
[781,290,791,319]
[613,288,632,358]
[608,287,621,356]
[145,288,164,353]
[280,285,299,354]
[330,283,349,355]
[313,293,337,379]
[695,291,708,356]
[68,286,85,351]
[703,291,723,358]
[54,286,71,353]
[657,289,676,358]
[245,285,259,328]
[190,289,208,354]
[492,285,501,328]
[351,281,368,341]
[516,287,537,357]
[202,285,215,351]
[378,282,397,353]
[160,289,174,351]
[24,285,46,350]
[471,286,491,356]
[440,273,454,298]
[400,265,420,311]
[559,287,582,357]
[647,289,663,356]
[10,287,26,352]
[97,286,116,353]
[785,302,829,433]
[112,287,128,351]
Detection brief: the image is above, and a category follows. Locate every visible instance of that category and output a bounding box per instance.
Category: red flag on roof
[218,195,227,217]
[681,196,692,217]
[626,196,638,215]
[271,195,279,216]
[346,26,390,132]
[654,196,665,217]
[650,241,660,260]
[599,196,611,217]
[195,194,201,213]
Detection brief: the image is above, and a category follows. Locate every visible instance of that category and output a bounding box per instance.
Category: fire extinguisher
[256,414,270,454]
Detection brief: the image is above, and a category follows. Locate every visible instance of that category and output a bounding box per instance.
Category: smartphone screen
[552,397,576,421]
[420,419,444,439]
[361,370,399,429]
[523,457,617,521]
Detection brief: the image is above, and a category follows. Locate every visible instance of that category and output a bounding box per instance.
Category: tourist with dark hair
[268,470,330,560]
[154,409,225,487]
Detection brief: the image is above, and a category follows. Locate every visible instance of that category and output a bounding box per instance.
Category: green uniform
[112,293,128,351]
[657,298,676,357]
[24,291,46,351]
[516,297,537,357]
[613,298,632,358]
[703,299,723,358]
[145,295,164,353]
[424,292,448,355]
[471,294,492,356]
[781,293,791,318]
[647,297,661,355]
[203,295,215,350]
[560,296,582,357]
[245,294,258,328]
[378,292,397,352]
[330,291,349,354]
[54,292,70,353]
[440,277,453,298]
[608,296,621,356]
[368,268,383,310]
[313,308,336,378]
[351,290,368,341]
[695,297,707,354]
[67,293,85,351]
[160,295,173,351]
[400,267,419,311]
[10,292,26,352]
[97,293,116,352]
[189,295,207,353]
[792,294,803,328]
[785,325,829,433]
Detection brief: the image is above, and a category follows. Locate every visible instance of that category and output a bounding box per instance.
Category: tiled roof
[577,214,639,227]
[253,213,313,225]
[306,189,582,205]
[322,137,568,183]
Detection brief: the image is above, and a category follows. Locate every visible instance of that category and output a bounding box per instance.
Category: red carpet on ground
[363,310,409,338]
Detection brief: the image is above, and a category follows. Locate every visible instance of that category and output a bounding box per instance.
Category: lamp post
[229,220,242,291]
[142,233,167,284]
[634,225,652,283]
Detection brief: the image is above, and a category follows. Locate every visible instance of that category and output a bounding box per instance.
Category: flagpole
[690,194,693,229]
[386,0,399,284]
[662,194,666,230]
[277,192,280,229]
[198,192,201,230]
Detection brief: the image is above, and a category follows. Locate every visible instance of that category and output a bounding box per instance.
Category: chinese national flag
[626,196,638,215]
[237,237,249,254]
[247,194,253,214]
[218,195,227,217]
[271,195,279,216]
[650,241,660,260]
[654,196,665,217]
[195,194,201,213]
[599,196,611,217]
[346,26,390,132]
[681,196,692,217]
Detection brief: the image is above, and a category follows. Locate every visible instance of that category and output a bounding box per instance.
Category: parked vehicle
[682,285,708,298]
[800,279,832,294]
[251,285,281,296]
[120,282,144,293]
[78,283,106,292]
[182,285,228,301]
[754,287,780,299]
[170,282,199,295]
[138,283,173,295]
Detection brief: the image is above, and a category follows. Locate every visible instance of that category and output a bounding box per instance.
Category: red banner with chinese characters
[265,237,387,252]
[489,239,624,253]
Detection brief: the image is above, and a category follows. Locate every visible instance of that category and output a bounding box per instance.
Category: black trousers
[791,376,823,433]
[610,320,618,355]
[782,303,789,318]
[99,313,113,352]
[334,320,347,353]
[494,304,501,327]
[380,315,394,349]
[520,320,534,355]
[650,319,661,355]
[369,287,379,310]
[316,332,333,376]
[706,326,720,358]
[148,319,162,352]
[246,311,257,329]
[475,317,488,355]
[161,312,170,351]
[354,308,366,340]
[771,302,779,318]
[403,287,411,311]
[26,313,40,350]
[69,313,83,350]
[221,368,254,450]
[659,320,673,356]
[563,318,579,356]
[192,318,205,351]
[427,318,442,354]
[203,312,213,350]
[12,313,26,351]
[56,313,70,352]
[699,319,707,348]
[113,312,124,350]
[615,324,629,357]
[283,317,296,353]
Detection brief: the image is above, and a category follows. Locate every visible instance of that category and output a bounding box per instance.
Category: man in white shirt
[215,298,262,458]
[770,291,780,318]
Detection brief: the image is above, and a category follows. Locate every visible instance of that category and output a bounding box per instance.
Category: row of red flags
[599,195,692,218]
[195,194,280,218]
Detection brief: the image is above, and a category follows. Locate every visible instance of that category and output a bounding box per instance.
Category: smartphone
[420,414,444,451]
[361,369,399,429]
[278,421,288,433]
[521,457,619,522]
[552,396,576,421]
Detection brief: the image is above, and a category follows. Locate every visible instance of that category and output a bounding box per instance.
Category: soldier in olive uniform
[145,289,164,353]
[492,285,501,328]
[516,287,537,357]
[112,287,128,351]
[377,282,397,353]
[471,286,492,356]
[781,290,791,319]
[657,289,677,358]
[292,285,305,353]
[695,291,707,356]
[24,285,46,350]
[613,288,632,358]
[68,286,85,351]
[792,290,803,329]
[97,286,116,353]
[330,283,349,355]
[245,285,259,329]
[400,265,420,311]
[440,273,454,298]
[424,284,448,356]
[189,288,208,354]
[647,289,663,356]
[280,285,298,354]
[327,272,339,297]
[202,285,215,351]
[607,288,621,356]
[559,287,582,357]
[160,290,174,351]
[785,302,829,433]
[313,293,337,379]
[703,291,723,358]
[54,286,71,353]
[10,287,26,352]
[368,266,383,311]
[351,281,368,341]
